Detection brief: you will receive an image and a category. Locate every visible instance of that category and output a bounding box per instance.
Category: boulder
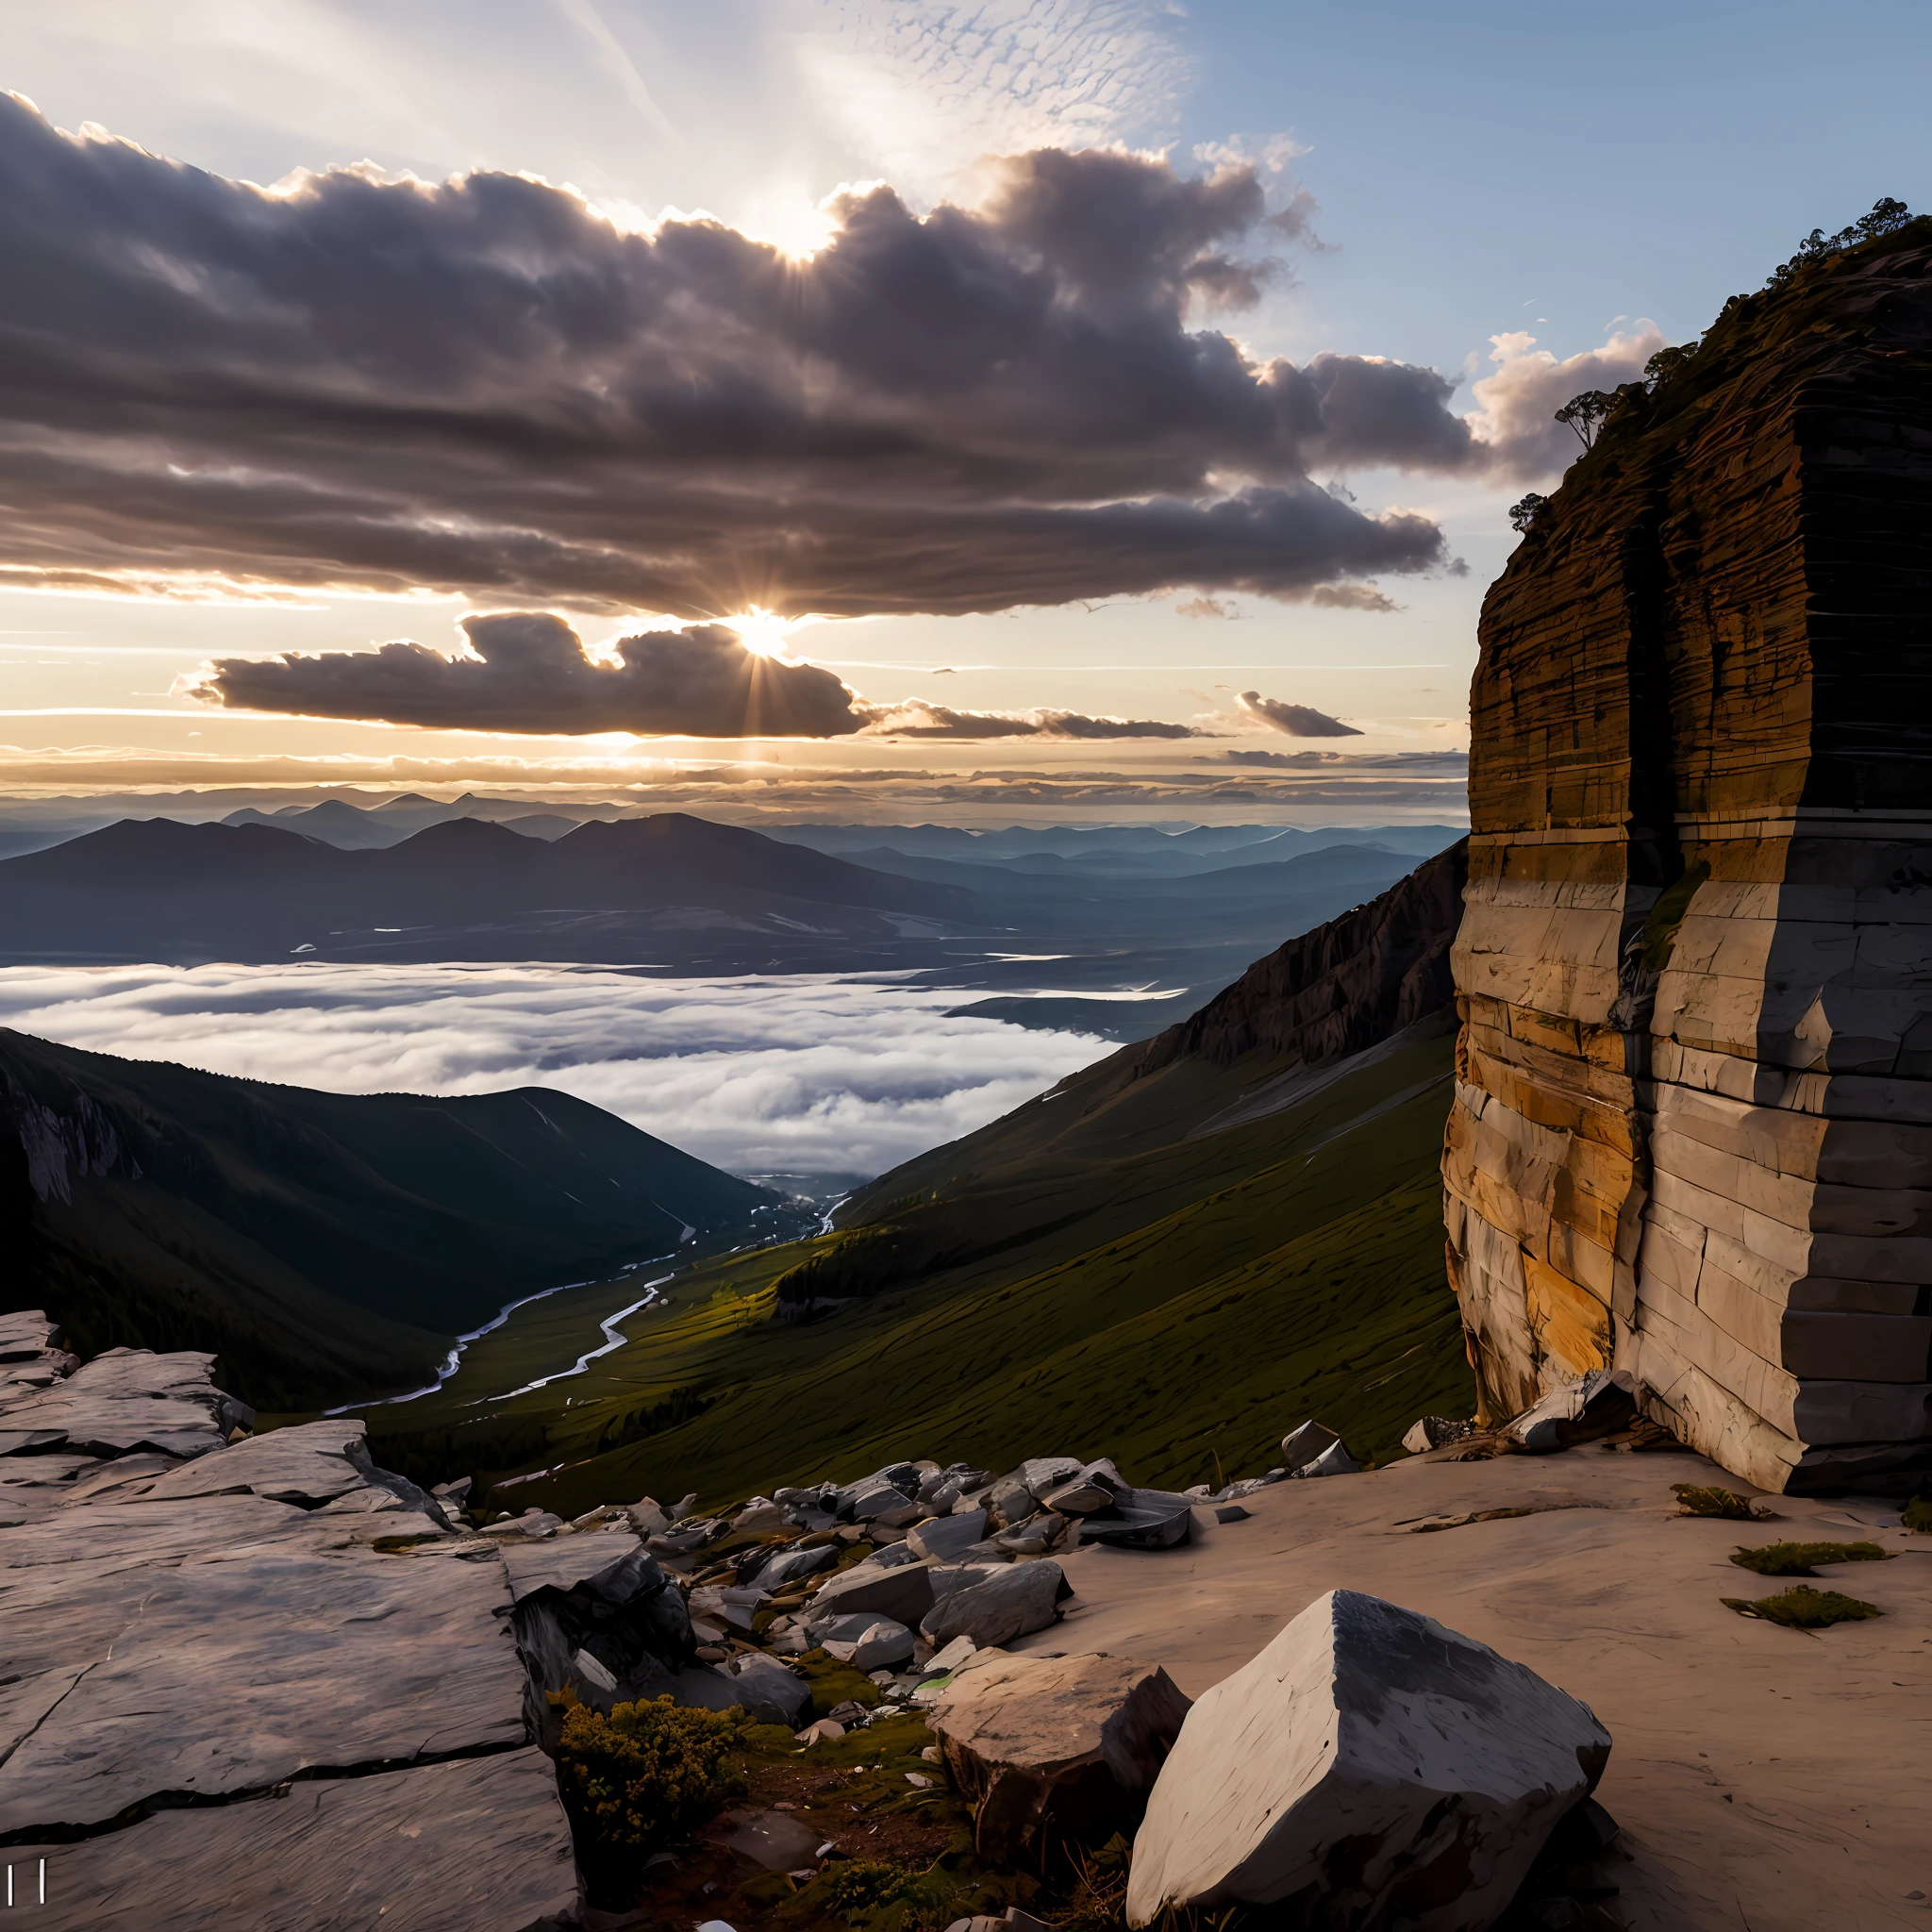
[983,1476,1037,1531]
[920,1559,1067,1649]
[844,1478,917,1521]
[1014,1456,1085,1499]
[688,1584,771,1634]
[1078,1490,1194,1551]
[724,1654,813,1727]
[930,1648,1192,1862]
[1124,1590,1612,1929]
[837,1620,917,1673]
[1297,1441,1359,1479]
[735,1497,786,1533]
[626,1495,672,1535]
[1041,1458,1130,1516]
[908,1509,990,1562]
[808,1556,938,1628]
[1279,1421,1339,1470]
[758,1542,840,1590]
[995,1512,1070,1557]
[1507,1369,1639,1455]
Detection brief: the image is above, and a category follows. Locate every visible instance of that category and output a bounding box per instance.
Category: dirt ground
[1008,1443,1930,1932]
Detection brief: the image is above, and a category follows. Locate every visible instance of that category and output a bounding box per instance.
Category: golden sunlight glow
[737,187,839,261]
[728,608,803,658]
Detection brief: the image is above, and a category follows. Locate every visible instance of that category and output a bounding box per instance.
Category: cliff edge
[1444,217,1932,1493]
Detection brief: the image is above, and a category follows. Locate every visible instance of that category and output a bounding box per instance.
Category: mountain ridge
[0,1028,778,1408]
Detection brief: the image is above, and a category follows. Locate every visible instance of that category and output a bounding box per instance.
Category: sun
[729,608,801,658]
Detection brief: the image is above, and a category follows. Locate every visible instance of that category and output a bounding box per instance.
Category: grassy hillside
[369,1017,1473,1515]
[0,1028,776,1408]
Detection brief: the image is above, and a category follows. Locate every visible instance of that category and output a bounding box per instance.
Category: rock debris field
[2,1314,1926,1931]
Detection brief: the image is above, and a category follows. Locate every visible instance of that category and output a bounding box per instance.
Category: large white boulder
[1125,1590,1610,1932]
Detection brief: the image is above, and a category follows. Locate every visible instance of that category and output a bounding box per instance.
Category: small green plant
[1674,1483,1772,1521]
[1904,1493,1932,1534]
[1722,1586,1883,1629]
[1051,1833,1131,1932]
[810,1857,966,1932]
[1729,1541,1893,1576]
[555,1694,749,1855]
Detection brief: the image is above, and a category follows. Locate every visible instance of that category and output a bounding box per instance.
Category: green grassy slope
[371,1024,1473,1515]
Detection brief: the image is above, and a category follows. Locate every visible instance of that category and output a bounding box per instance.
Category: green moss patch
[1674,1484,1774,1520]
[792,1648,886,1716]
[1728,1540,1893,1576]
[1722,1586,1883,1629]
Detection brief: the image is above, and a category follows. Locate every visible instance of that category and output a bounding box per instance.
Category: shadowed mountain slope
[367,847,1476,1514]
[0,1029,775,1408]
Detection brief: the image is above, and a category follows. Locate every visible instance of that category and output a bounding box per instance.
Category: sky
[3,0,1927,825]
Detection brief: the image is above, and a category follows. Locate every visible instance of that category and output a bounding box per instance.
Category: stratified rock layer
[1443,225,1932,1491]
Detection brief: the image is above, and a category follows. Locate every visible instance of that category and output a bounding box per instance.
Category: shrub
[1904,1493,1932,1534]
[1673,1483,1772,1521]
[1728,1540,1893,1577]
[556,1695,749,1854]
[1722,1586,1882,1629]
[811,1858,966,1932]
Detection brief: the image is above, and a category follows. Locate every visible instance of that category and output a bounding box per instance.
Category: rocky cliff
[1137,840,1465,1075]
[1442,219,1932,1493]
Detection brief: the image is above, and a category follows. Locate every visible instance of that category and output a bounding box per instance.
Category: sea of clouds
[0,963,1111,1178]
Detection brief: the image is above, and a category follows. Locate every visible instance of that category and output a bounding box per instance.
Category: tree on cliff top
[1768,197,1913,286]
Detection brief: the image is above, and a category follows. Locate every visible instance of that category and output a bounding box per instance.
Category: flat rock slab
[0,1544,527,1836]
[501,1529,648,1602]
[1125,1588,1610,1930]
[0,1497,322,1679]
[137,1419,374,1507]
[0,1349,225,1459]
[931,1648,1191,1861]
[0,1492,311,1574]
[16,1747,577,1931]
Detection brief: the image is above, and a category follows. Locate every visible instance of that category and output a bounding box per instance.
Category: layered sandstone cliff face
[1443,224,1932,1494]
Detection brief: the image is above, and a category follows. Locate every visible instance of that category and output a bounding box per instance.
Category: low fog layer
[0,961,1109,1175]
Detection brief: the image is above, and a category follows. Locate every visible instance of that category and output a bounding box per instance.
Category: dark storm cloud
[0,94,1492,618]
[1236,691,1362,738]
[193,614,870,736]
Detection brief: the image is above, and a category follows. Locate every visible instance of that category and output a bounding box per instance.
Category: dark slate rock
[15,1747,578,1931]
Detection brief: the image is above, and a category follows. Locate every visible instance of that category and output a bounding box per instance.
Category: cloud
[192,612,871,737]
[1461,325,1664,478]
[0,94,1459,619]
[1223,748,1338,768]
[1236,691,1362,738]
[1174,594,1239,619]
[188,611,1214,740]
[860,699,1199,741]
[0,960,1108,1175]
[794,1,1188,203]
[1308,584,1398,612]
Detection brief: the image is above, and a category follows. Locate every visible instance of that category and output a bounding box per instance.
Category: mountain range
[0,808,1454,1032]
